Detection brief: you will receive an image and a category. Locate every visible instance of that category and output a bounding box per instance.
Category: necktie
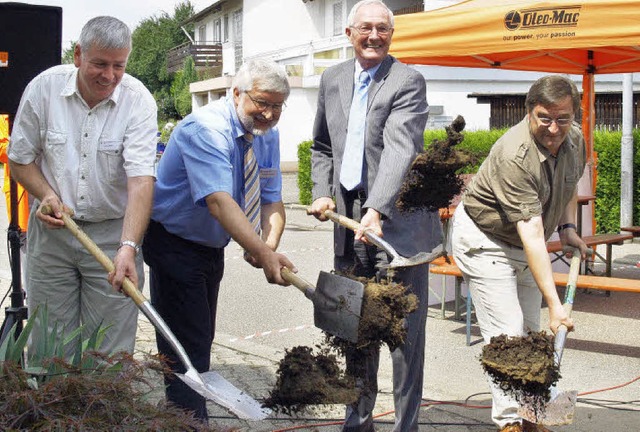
[243,133,261,235]
[340,70,371,191]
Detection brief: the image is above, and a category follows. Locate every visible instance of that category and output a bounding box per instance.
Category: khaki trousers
[26,209,141,358]
[452,203,542,428]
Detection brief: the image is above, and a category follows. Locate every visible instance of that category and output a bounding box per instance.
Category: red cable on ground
[271,375,640,432]
[577,374,640,397]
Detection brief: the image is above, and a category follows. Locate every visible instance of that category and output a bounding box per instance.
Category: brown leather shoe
[522,419,553,432]
[498,423,522,432]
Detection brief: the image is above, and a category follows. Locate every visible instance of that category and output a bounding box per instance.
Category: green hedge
[593,129,640,233]
[296,130,506,205]
[423,128,508,174]
[297,129,640,233]
[297,140,313,205]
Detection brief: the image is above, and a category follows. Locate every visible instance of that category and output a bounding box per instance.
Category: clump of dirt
[262,345,359,415]
[358,276,418,351]
[264,275,418,414]
[396,115,474,212]
[325,276,419,385]
[481,331,561,418]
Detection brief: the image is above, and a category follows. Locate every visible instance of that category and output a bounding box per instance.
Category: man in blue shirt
[143,58,296,422]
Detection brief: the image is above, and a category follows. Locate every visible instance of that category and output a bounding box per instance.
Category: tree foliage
[62,41,75,65]
[126,1,196,121]
[171,56,199,117]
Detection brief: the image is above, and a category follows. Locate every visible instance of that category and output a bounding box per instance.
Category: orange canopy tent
[390,0,640,232]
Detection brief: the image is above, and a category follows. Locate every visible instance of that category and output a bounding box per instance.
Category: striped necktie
[243,133,261,235]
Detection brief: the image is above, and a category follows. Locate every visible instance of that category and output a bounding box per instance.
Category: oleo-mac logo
[504,6,581,31]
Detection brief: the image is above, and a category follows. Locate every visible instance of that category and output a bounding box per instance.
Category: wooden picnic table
[546,232,633,277]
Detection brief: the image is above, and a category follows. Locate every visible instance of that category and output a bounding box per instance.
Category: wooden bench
[546,232,633,277]
[621,226,640,237]
[429,258,640,346]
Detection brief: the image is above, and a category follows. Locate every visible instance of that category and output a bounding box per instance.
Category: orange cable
[271,375,640,432]
[577,374,640,397]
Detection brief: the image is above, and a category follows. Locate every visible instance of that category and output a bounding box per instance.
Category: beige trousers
[26,209,141,359]
[452,203,543,428]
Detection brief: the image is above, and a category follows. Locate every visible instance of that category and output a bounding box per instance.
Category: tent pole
[620,73,634,228]
[581,69,597,235]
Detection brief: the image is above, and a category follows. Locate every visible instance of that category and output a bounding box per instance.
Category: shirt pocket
[563,165,580,192]
[98,138,125,183]
[44,130,67,179]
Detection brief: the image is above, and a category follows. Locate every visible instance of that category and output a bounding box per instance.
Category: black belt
[345,188,367,201]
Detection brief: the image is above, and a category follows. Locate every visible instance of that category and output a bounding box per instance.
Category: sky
[3,0,213,49]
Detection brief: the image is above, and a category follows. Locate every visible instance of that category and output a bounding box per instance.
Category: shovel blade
[177,369,271,421]
[518,390,577,426]
[313,271,364,343]
[378,248,446,269]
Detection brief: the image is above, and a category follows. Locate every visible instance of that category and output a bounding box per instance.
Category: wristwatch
[118,240,140,255]
[557,223,577,233]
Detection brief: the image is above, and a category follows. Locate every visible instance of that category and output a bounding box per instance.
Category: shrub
[296,128,640,232]
[593,129,640,233]
[0,305,222,431]
[297,140,313,205]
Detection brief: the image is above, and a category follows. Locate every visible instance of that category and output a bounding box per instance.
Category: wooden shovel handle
[323,209,361,231]
[281,267,315,296]
[560,252,582,321]
[41,206,146,306]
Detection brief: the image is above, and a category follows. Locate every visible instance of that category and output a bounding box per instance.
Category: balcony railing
[166,42,223,74]
[394,2,424,16]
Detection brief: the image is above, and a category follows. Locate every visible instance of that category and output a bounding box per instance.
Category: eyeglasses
[245,92,286,113]
[350,24,392,36]
[533,112,574,127]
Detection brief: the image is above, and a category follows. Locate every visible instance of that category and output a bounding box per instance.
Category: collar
[354,62,382,83]
[61,68,120,107]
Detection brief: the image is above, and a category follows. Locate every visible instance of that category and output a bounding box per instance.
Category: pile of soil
[264,276,418,413]
[396,115,474,213]
[262,345,359,415]
[481,331,561,417]
[355,276,418,351]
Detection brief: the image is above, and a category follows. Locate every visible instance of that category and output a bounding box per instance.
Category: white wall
[277,86,319,168]
[242,0,325,59]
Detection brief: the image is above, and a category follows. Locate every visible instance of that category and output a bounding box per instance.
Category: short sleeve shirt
[8,64,158,222]
[151,96,282,248]
[463,118,586,247]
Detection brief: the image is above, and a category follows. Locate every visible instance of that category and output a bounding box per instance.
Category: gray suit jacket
[311,55,443,257]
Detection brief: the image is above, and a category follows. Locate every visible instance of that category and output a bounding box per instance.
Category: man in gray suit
[308,1,443,431]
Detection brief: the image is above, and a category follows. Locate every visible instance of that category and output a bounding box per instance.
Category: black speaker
[0,2,62,117]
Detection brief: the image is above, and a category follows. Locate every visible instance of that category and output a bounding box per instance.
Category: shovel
[323,209,444,269]
[42,207,270,421]
[517,251,582,426]
[281,268,363,343]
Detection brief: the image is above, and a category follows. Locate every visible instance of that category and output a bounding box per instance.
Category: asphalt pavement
[1,172,638,431]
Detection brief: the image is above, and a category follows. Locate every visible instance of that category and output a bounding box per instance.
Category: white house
[180,0,637,305]
[184,0,638,171]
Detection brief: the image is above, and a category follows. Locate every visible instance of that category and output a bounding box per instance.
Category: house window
[198,25,206,43]
[214,18,221,43]
[223,14,229,42]
[332,1,343,36]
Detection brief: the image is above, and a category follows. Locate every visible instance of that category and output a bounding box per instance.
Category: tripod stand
[0,114,28,345]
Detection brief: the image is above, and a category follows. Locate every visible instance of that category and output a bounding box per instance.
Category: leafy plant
[296,128,640,232]
[0,305,223,431]
[297,140,313,205]
[594,129,640,233]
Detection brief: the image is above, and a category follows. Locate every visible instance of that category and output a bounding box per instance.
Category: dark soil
[264,276,418,414]
[350,276,418,352]
[396,115,474,212]
[481,331,561,418]
[262,345,359,415]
